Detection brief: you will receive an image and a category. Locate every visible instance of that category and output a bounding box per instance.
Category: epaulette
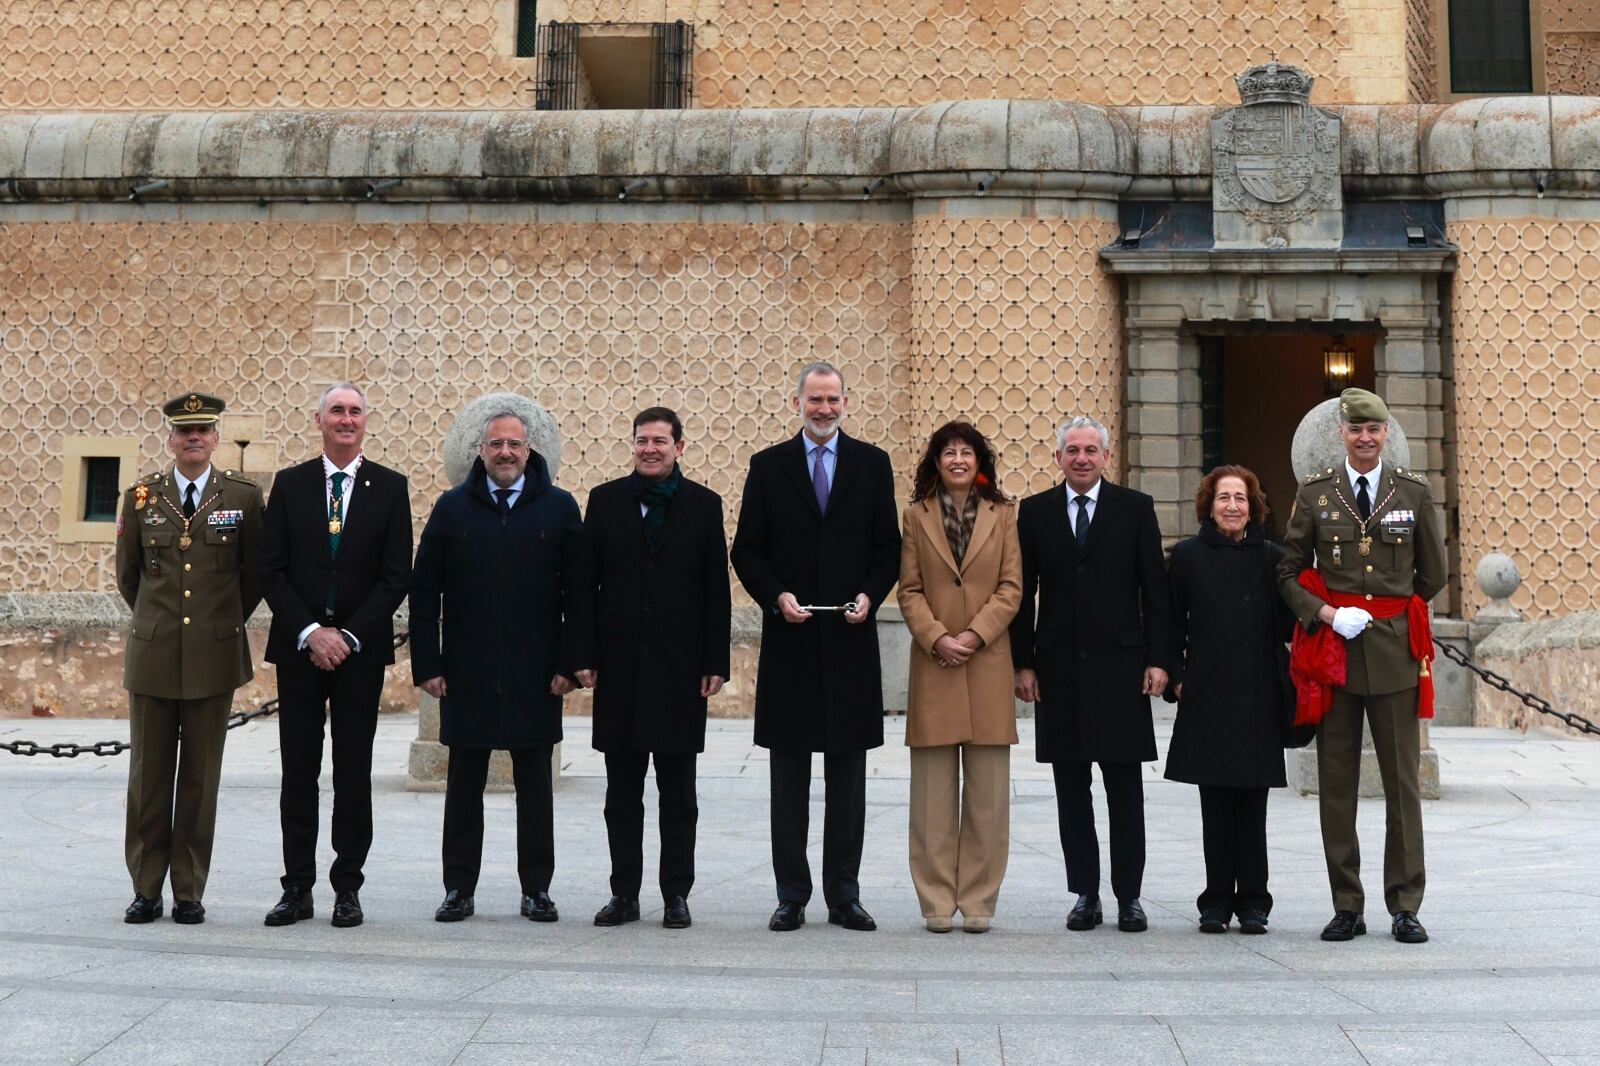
[1396,466,1428,484]
[221,469,258,487]
[128,471,162,492]
[1302,467,1337,485]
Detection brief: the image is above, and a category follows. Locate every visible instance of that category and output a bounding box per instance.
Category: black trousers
[276,654,384,893]
[1197,785,1272,917]
[1051,760,1145,902]
[603,751,697,903]
[770,749,866,908]
[442,745,554,897]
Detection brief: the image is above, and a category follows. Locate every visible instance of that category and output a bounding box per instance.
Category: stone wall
[1544,0,1600,97]
[2,0,1371,112]
[1445,210,1600,619]
[1475,611,1600,737]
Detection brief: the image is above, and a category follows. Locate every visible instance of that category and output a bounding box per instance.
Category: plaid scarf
[938,487,979,566]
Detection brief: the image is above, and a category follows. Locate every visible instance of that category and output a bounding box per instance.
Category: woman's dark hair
[911,421,1007,504]
[1195,464,1270,526]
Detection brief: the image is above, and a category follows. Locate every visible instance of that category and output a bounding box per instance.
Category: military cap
[1338,387,1389,424]
[163,391,225,427]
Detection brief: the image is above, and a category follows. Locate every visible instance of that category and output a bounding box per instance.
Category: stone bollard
[1284,397,1439,799]
[406,393,564,793]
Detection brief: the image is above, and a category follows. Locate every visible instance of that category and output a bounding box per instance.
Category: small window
[535,21,694,110]
[1446,0,1534,94]
[57,436,139,544]
[516,0,538,59]
[82,457,120,521]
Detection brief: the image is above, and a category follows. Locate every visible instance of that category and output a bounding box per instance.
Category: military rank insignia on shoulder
[1303,467,1335,485]
[222,469,258,488]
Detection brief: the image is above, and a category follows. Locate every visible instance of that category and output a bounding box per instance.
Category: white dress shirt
[298,453,365,652]
[1345,459,1383,517]
[172,466,211,512]
[1066,478,1103,529]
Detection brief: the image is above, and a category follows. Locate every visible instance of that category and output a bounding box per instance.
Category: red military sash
[1289,569,1434,726]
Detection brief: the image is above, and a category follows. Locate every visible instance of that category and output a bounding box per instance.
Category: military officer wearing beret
[1278,388,1446,945]
[114,391,264,924]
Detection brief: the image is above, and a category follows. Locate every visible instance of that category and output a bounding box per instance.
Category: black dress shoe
[172,900,205,925]
[1391,911,1429,944]
[662,896,692,929]
[1117,898,1149,932]
[1066,894,1102,931]
[1321,910,1367,941]
[521,891,559,922]
[593,896,640,926]
[1237,909,1269,935]
[768,900,805,932]
[434,890,474,923]
[124,895,163,924]
[331,889,363,928]
[1198,909,1229,934]
[827,899,877,931]
[264,889,313,927]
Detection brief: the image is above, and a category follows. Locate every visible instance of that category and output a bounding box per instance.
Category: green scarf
[633,465,682,548]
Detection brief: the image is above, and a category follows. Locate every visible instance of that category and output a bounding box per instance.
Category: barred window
[516,0,539,58]
[83,457,120,521]
[1447,0,1534,94]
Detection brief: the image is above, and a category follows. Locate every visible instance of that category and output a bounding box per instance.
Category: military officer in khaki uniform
[1278,388,1447,945]
[114,391,264,924]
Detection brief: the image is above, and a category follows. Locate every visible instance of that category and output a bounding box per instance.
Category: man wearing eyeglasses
[409,408,588,924]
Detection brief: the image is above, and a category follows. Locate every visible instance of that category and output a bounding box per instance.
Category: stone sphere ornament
[1289,397,1411,482]
[442,393,562,488]
[1475,552,1522,601]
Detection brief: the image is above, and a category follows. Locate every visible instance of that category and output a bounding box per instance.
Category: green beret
[1338,387,1389,424]
[163,391,226,427]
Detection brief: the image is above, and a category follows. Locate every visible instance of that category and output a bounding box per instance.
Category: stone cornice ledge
[0,101,1135,203]
[1,97,1594,204]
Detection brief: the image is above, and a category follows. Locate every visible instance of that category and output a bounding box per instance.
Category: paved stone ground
[2,705,1598,1065]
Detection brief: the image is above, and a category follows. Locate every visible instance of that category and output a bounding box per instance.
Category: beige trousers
[908,744,1011,919]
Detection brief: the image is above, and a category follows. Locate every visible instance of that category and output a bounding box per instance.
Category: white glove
[1330,606,1373,639]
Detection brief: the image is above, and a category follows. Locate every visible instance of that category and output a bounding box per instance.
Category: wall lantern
[1323,336,1355,394]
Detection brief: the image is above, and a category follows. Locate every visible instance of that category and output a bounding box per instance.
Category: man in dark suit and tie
[259,382,412,929]
[1011,415,1170,933]
[731,362,901,933]
[573,406,732,930]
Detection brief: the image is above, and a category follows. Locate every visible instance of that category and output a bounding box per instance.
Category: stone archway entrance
[1101,252,1458,611]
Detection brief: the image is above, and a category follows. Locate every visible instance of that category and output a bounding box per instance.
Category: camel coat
[897,496,1023,748]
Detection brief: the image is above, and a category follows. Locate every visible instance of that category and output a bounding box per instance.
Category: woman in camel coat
[897,421,1022,933]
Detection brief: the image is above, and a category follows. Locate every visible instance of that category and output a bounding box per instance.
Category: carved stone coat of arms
[1211,63,1342,248]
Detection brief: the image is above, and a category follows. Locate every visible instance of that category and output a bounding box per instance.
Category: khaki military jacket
[1277,465,1447,697]
[115,466,265,700]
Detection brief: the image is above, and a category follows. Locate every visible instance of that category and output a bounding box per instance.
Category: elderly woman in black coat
[1164,465,1293,935]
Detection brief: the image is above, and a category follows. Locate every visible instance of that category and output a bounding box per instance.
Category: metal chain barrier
[1432,636,1600,738]
[1,631,409,759]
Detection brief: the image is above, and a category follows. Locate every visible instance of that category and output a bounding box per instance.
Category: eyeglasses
[483,439,528,452]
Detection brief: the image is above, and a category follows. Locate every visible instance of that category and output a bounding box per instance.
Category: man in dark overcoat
[730,361,901,933]
[1011,415,1170,933]
[260,383,412,929]
[572,406,731,930]
[410,407,587,924]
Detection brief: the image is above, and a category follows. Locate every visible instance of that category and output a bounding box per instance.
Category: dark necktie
[182,482,197,520]
[1356,475,1371,521]
[811,447,829,515]
[1074,494,1090,544]
[494,488,512,515]
[328,472,347,553]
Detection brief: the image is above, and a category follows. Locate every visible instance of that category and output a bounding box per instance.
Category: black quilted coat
[1163,522,1292,789]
